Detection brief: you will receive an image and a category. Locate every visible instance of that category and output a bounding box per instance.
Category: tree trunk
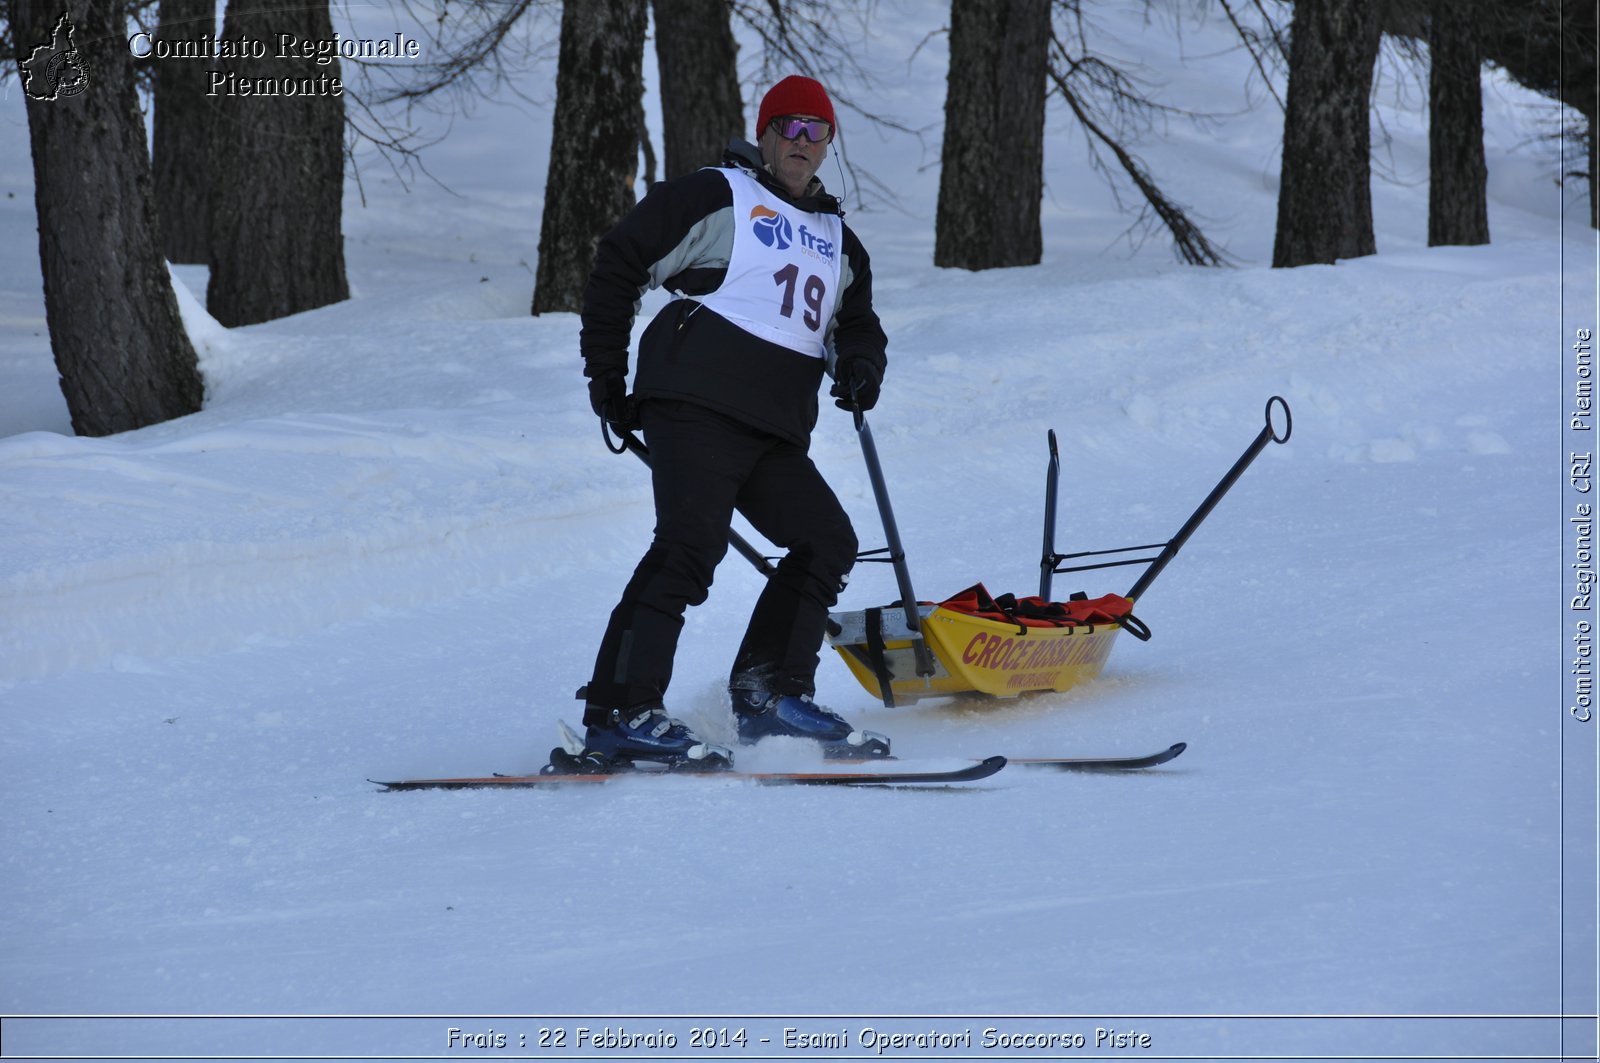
[1271,0,1383,268]
[11,0,204,436]
[650,0,743,178]
[934,0,1050,270]
[1473,0,1595,226]
[1427,0,1489,246]
[1588,114,1598,231]
[151,0,215,264]
[531,0,647,315]
[206,0,349,327]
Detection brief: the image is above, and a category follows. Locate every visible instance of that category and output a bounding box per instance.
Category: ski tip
[964,754,1009,782]
[1140,741,1187,767]
[782,754,1007,786]
[1010,741,1188,772]
[1129,741,1187,768]
[1108,741,1186,770]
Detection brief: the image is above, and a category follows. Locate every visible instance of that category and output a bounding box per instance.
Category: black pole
[1040,428,1060,600]
[615,428,778,579]
[1125,396,1292,603]
[853,405,937,678]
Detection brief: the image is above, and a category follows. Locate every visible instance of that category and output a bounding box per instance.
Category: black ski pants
[584,399,858,721]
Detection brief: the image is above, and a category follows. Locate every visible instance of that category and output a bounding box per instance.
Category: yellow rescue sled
[829,592,1130,704]
[823,397,1291,707]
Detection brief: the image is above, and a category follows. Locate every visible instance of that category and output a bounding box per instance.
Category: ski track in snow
[0,0,1589,1051]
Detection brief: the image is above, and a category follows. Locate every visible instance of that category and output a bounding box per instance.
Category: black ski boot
[546,706,733,774]
[729,690,891,759]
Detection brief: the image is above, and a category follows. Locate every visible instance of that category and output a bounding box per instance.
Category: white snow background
[0,2,1594,1060]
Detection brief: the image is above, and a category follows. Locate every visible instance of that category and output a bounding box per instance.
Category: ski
[372,755,1008,791]
[1004,741,1187,772]
[372,741,1182,790]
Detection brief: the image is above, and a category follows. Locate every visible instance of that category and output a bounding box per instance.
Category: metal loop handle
[1266,395,1293,445]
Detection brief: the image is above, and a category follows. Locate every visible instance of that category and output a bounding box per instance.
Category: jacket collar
[722,138,842,216]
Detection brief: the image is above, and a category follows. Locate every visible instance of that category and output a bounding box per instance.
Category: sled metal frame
[1040,396,1293,603]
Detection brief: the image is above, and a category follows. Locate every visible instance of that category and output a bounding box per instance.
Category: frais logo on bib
[749,205,793,250]
[749,204,836,263]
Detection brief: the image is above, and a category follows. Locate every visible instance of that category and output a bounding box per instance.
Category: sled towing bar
[850,402,938,681]
[1040,396,1293,603]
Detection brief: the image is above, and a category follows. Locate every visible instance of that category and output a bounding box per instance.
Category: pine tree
[11,0,204,435]
[1427,0,1489,246]
[933,0,1050,270]
[651,0,743,179]
[1271,0,1383,267]
[531,0,648,315]
[151,0,214,264]
[206,0,349,327]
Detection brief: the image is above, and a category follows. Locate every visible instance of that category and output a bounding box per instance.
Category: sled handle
[1266,394,1293,445]
[851,399,938,687]
[1124,395,1293,603]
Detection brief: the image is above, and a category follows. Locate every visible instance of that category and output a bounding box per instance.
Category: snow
[0,2,1594,1059]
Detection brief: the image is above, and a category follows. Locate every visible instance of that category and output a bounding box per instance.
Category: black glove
[830,355,883,412]
[587,369,636,427]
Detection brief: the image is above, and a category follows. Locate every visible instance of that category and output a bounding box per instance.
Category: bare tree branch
[1048,4,1232,266]
[1217,0,1284,111]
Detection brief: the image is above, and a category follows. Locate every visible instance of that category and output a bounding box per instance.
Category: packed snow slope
[0,1,1592,1057]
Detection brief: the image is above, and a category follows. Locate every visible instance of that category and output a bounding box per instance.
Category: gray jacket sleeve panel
[580,168,736,376]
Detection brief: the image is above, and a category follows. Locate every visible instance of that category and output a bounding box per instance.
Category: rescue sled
[827,585,1138,704]
[611,395,1291,708]
[823,396,1291,706]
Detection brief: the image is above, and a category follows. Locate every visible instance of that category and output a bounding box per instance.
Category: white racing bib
[697,168,844,360]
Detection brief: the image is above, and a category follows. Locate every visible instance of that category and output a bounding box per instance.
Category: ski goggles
[768,115,833,143]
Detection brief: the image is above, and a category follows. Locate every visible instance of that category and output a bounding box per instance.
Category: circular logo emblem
[749,205,792,250]
[47,51,89,98]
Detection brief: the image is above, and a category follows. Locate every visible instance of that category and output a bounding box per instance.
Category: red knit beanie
[757,75,837,137]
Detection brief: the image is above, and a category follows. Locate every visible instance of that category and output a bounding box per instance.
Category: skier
[574,75,890,770]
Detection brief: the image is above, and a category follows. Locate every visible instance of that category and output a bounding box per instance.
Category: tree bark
[650,0,743,178]
[1271,0,1383,268]
[151,0,215,264]
[531,0,647,315]
[206,0,349,327]
[1475,0,1596,227]
[11,0,204,436]
[1588,114,1598,231]
[934,0,1050,270]
[1427,0,1489,246]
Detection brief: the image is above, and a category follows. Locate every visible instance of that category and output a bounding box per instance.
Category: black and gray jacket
[580,140,888,446]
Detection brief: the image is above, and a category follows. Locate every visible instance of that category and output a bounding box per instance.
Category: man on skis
[574,75,890,770]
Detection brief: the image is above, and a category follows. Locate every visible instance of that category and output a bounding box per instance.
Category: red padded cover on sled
[938,583,1134,628]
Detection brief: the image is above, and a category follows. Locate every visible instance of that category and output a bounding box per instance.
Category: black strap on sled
[1118,611,1153,642]
[863,606,896,708]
